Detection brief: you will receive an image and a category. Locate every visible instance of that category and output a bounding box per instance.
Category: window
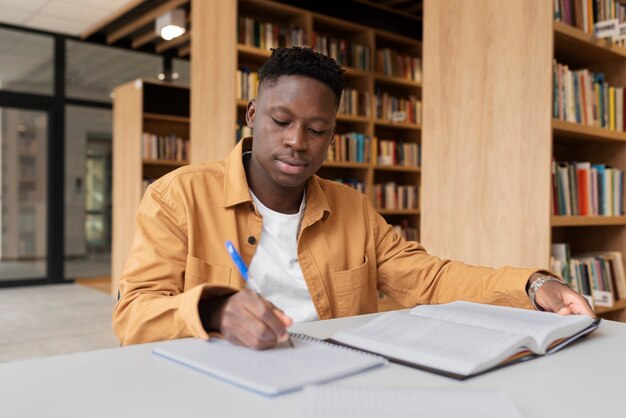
[66,40,162,103]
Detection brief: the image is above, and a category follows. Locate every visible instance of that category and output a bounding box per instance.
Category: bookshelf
[422,0,626,321]
[111,79,190,295]
[551,3,626,319]
[187,0,421,310]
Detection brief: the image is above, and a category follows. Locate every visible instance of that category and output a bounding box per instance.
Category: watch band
[528,275,570,311]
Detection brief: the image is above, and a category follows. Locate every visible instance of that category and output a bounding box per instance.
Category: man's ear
[246,99,256,128]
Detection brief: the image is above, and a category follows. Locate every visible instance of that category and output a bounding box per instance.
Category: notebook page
[410,301,594,353]
[301,385,525,418]
[331,311,528,376]
[153,336,386,396]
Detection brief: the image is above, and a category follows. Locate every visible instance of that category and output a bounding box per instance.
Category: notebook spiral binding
[289,332,386,360]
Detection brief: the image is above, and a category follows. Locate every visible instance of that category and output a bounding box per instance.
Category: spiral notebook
[153,334,387,396]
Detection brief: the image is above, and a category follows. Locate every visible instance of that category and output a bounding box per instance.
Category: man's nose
[284,125,307,151]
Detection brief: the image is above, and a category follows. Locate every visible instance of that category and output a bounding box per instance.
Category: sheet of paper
[300,385,525,418]
[153,336,387,396]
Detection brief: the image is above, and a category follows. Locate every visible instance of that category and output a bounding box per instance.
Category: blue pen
[224,240,294,348]
[225,240,262,294]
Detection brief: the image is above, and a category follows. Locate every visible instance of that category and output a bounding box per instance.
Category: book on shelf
[551,243,626,307]
[238,16,306,50]
[311,32,371,71]
[338,88,370,117]
[375,48,422,82]
[373,182,418,210]
[375,138,420,167]
[329,300,599,380]
[375,89,421,125]
[330,178,366,194]
[553,60,625,132]
[236,67,259,101]
[141,132,189,162]
[552,160,624,216]
[554,0,626,36]
[326,132,371,163]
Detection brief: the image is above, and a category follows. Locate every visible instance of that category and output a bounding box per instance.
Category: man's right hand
[202,290,293,350]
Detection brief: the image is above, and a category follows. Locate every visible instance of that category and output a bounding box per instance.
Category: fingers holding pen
[220,289,292,350]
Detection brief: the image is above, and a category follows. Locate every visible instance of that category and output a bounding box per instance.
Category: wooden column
[190,0,237,162]
[111,81,143,295]
[421,0,553,268]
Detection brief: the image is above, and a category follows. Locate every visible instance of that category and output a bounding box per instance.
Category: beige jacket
[113,137,537,345]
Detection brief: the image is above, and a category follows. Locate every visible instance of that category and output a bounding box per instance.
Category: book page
[410,301,595,353]
[301,386,525,418]
[153,336,386,396]
[331,311,529,376]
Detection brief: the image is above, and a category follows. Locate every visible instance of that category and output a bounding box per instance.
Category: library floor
[0,283,119,363]
[0,255,111,282]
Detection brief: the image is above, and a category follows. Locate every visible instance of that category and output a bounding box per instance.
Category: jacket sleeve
[370,209,536,310]
[112,186,235,345]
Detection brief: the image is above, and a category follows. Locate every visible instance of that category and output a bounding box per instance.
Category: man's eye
[308,128,326,135]
[272,118,289,126]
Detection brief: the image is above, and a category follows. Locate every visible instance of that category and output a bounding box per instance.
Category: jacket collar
[223,137,253,208]
[222,137,331,223]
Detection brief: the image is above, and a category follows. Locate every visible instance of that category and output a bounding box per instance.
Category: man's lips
[276,158,308,174]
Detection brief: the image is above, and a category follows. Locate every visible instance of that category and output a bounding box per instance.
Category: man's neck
[244,156,305,214]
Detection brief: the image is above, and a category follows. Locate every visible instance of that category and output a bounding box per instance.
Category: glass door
[0,107,48,282]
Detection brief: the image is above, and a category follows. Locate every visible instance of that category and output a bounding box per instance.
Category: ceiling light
[155,9,186,41]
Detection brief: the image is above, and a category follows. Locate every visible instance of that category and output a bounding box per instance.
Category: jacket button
[247,236,257,245]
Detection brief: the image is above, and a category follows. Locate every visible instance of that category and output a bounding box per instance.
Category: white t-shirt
[248,190,318,323]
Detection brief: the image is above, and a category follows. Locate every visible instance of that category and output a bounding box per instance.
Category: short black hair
[258,46,346,105]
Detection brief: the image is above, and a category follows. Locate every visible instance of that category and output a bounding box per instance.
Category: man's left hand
[534,280,595,317]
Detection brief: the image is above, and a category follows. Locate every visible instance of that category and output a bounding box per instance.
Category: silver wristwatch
[527,275,570,311]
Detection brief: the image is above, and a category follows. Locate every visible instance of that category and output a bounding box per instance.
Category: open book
[329,301,599,380]
[153,334,387,396]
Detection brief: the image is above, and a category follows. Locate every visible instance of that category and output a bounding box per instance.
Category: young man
[113,47,593,348]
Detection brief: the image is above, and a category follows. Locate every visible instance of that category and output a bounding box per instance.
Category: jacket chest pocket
[184,254,232,291]
[329,255,376,317]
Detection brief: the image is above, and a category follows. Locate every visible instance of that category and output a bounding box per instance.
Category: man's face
[246,75,337,193]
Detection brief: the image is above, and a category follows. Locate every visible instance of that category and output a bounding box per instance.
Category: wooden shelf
[552,119,626,143]
[237,43,271,60]
[554,21,626,65]
[377,209,420,215]
[596,299,626,315]
[144,113,190,123]
[336,114,370,123]
[236,99,249,108]
[142,159,189,167]
[322,161,369,169]
[373,73,421,88]
[551,215,626,227]
[374,165,421,173]
[343,67,372,78]
[374,120,421,130]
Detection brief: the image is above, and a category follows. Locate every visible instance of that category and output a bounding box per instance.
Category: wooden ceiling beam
[155,31,191,53]
[132,29,159,49]
[178,44,190,57]
[106,0,189,44]
[402,3,423,13]
[354,0,422,21]
[379,0,413,6]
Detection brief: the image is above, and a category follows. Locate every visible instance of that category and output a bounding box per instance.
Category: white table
[0,313,624,418]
